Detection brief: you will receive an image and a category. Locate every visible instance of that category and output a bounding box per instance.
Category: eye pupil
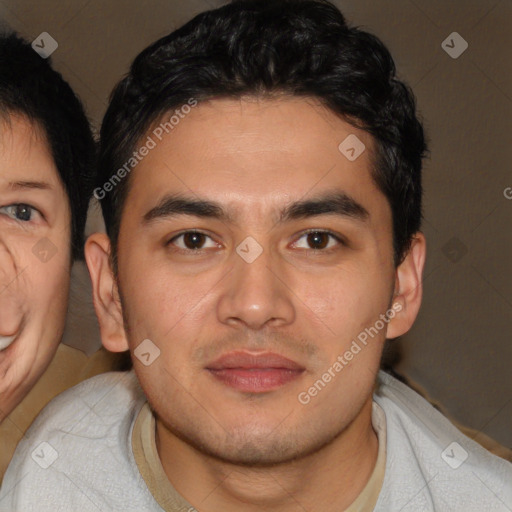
[183,232,205,249]
[15,204,32,221]
[307,232,328,249]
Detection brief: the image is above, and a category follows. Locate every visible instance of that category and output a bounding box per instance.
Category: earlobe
[85,233,129,352]
[386,232,427,339]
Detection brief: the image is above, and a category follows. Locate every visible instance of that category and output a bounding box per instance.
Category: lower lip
[207,368,304,392]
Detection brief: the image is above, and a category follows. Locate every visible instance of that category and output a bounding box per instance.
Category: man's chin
[159,411,332,468]
[188,432,307,467]
[191,428,337,468]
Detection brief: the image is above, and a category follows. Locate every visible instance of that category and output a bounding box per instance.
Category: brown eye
[168,231,218,251]
[182,232,206,249]
[306,232,330,249]
[294,230,343,251]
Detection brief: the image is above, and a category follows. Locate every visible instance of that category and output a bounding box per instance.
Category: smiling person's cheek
[0,116,72,420]
[0,243,23,340]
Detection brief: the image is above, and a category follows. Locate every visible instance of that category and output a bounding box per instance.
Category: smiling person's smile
[0,335,17,351]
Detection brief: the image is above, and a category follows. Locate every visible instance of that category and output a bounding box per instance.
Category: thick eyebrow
[143,191,369,226]
[7,180,53,191]
[143,195,232,224]
[279,191,369,224]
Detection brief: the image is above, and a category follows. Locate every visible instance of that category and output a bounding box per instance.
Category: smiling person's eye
[169,231,218,251]
[293,230,345,251]
[0,203,42,223]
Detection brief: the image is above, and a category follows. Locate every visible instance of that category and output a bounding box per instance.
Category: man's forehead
[125,97,383,222]
[141,99,373,167]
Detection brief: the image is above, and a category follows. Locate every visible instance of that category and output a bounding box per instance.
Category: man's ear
[386,232,427,339]
[85,233,129,352]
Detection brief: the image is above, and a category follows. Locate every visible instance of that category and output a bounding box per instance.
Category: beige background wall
[0,0,510,447]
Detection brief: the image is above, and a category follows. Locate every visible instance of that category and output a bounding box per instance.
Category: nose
[216,241,295,331]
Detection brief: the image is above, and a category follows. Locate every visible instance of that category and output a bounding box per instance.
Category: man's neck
[155,397,379,512]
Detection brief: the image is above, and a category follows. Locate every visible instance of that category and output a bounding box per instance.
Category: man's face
[92,97,408,465]
[0,115,71,421]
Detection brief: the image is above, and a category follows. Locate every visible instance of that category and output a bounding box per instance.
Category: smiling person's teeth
[0,335,17,351]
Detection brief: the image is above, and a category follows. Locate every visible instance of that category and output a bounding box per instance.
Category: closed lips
[206,352,305,371]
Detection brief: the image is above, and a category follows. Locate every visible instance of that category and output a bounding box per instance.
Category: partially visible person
[0,32,122,480]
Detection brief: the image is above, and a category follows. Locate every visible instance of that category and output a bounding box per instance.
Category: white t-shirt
[0,370,511,511]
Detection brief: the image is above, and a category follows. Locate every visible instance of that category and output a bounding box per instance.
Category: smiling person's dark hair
[0,32,96,260]
[98,0,427,269]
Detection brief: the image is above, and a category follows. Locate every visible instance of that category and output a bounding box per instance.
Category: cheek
[30,247,71,333]
[122,253,210,320]
[293,265,390,329]
[125,278,210,355]
[2,251,71,388]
